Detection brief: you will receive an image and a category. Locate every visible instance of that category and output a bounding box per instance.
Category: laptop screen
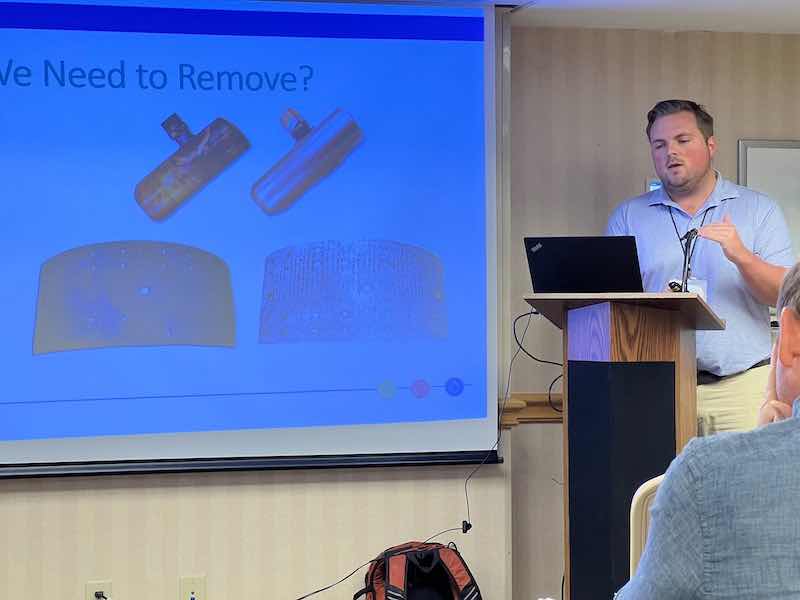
[524,236,644,293]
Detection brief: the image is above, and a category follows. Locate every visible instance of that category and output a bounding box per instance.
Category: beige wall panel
[510,27,800,395]
[510,424,564,600]
[508,26,800,598]
[0,462,510,599]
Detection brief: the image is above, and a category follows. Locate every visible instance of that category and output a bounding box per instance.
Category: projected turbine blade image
[251,108,363,215]
[135,113,250,220]
[259,240,447,342]
[33,241,236,353]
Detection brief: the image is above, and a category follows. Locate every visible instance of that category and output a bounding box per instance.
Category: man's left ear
[778,307,800,367]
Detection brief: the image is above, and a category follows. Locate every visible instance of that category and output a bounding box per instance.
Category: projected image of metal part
[251,108,363,215]
[259,240,446,343]
[135,113,250,221]
[33,241,235,354]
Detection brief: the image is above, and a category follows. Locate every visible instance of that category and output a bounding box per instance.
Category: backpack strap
[353,587,369,600]
[384,552,408,600]
[439,547,482,600]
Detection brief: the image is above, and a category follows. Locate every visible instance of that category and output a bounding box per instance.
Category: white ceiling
[509,0,800,34]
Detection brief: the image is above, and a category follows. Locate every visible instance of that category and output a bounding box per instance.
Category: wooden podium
[524,293,724,600]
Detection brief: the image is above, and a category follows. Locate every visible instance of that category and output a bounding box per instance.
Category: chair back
[630,474,665,576]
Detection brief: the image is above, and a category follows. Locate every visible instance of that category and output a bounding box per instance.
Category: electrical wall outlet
[86,579,112,600]
[179,574,207,600]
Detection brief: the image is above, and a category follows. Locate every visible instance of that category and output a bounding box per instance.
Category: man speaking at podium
[605,99,793,434]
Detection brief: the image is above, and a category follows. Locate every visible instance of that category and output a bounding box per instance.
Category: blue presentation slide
[0,1,488,442]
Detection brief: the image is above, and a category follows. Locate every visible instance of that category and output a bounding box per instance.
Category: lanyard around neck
[668,205,712,267]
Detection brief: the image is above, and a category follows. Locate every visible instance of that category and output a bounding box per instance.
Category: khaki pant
[696,365,770,435]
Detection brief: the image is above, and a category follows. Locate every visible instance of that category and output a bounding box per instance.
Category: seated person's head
[775,263,800,406]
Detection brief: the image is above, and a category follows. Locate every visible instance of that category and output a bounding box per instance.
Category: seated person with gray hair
[615,262,800,599]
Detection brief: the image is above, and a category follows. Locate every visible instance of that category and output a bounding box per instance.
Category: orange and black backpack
[353,541,482,600]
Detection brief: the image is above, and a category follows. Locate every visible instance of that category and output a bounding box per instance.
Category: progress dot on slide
[378,380,396,399]
[411,379,430,398]
[445,377,464,396]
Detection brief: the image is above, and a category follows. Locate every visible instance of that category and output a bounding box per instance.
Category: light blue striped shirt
[606,174,793,376]
[616,400,800,599]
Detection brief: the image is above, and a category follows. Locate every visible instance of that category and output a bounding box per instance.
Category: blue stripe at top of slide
[0,2,484,41]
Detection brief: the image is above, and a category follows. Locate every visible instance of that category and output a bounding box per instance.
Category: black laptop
[524,235,644,293]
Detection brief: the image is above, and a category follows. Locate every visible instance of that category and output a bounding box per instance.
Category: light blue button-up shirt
[615,400,800,599]
[606,174,794,376]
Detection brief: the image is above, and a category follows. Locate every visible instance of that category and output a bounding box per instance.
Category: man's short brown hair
[646,100,714,141]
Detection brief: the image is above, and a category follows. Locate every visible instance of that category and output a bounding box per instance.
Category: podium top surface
[524,292,725,331]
